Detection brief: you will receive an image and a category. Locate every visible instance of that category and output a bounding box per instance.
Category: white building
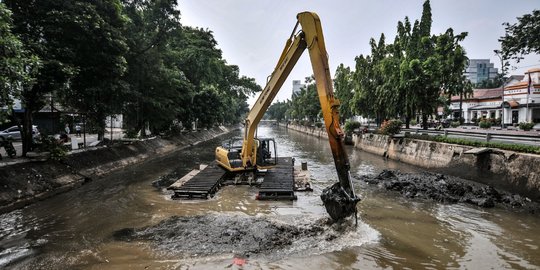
[465,59,498,85]
[450,88,503,123]
[450,68,540,125]
[502,68,540,124]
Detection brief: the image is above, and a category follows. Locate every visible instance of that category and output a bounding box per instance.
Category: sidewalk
[0,128,125,164]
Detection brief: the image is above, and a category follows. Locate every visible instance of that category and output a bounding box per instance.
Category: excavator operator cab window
[257,138,277,166]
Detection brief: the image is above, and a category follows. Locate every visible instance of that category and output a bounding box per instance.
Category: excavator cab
[216,137,277,171]
[255,138,277,167]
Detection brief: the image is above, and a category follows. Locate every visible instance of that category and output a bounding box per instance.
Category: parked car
[0,125,40,141]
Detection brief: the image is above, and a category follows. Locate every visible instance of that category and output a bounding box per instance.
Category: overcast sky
[180,0,540,105]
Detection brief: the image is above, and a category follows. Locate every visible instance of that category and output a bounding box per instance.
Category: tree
[0,3,36,123]
[351,34,387,126]
[5,0,128,152]
[350,0,468,129]
[500,10,540,62]
[333,64,354,123]
[121,1,260,134]
[266,100,289,122]
[286,76,320,123]
[121,0,187,135]
[5,0,76,155]
[434,28,470,122]
[56,0,128,140]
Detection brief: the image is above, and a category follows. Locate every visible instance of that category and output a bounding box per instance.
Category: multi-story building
[465,59,499,85]
[450,68,540,125]
[292,80,305,97]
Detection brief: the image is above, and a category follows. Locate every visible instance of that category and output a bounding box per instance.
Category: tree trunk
[405,115,411,129]
[22,109,33,157]
[422,113,428,130]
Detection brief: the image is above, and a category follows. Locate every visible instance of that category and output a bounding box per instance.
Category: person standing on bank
[75,124,81,137]
[65,124,70,135]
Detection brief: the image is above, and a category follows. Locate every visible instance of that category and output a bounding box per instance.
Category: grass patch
[405,134,540,154]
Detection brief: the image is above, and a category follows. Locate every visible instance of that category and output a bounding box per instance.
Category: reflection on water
[1,125,539,269]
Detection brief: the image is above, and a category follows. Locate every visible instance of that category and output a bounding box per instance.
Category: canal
[1,125,539,269]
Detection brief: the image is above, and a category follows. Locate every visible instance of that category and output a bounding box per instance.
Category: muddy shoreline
[0,126,236,214]
[358,170,539,213]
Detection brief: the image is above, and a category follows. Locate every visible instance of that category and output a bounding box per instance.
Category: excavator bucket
[320,182,360,221]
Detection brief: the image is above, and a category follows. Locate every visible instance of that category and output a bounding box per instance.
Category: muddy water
[1,125,539,269]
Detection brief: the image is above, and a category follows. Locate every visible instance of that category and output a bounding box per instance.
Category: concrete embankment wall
[283,123,540,201]
[0,126,235,214]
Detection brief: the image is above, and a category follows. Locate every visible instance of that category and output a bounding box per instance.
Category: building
[292,80,305,97]
[450,87,503,123]
[502,68,540,124]
[465,59,498,85]
[450,68,540,125]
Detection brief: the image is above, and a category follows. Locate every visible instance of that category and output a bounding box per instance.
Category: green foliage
[344,120,361,134]
[4,0,258,147]
[333,64,354,122]
[120,1,259,134]
[350,0,469,129]
[407,134,540,154]
[266,100,290,122]
[479,118,492,129]
[519,122,535,131]
[123,129,138,139]
[0,3,26,123]
[500,10,540,62]
[286,76,321,122]
[450,121,460,128]
[38,136,68,160]
[379,119,403,135]
[410,119,418,126]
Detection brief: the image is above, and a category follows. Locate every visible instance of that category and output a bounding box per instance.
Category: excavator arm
[241,12,360,220]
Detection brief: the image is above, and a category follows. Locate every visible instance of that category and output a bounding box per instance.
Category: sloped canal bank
[1,125,539,269]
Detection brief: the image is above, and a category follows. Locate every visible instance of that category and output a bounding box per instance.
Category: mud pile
[113,214,366,258]
[360,170,538,212]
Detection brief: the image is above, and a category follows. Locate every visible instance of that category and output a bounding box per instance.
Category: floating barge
[167,157,311,200]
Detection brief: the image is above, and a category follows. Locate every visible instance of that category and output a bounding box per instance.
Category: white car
[0,125,40,141]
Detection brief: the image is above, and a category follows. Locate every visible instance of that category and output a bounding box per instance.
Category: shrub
[471,117,478,125]
[479,118,492,129]
[315,122,323,128]
[410,119,417,126]
[300,120,311,126]
[379,119,403,135]
[37,136,68,160]
[519,122,535,131]
[344,120,361,134]
[450,121,460,128]
[124,129,139,138]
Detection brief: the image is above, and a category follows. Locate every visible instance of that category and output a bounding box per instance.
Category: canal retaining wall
[0,126,236,214]
[282,123,540,201]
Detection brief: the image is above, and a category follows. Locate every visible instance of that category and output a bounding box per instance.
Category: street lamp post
[494,50,507,129]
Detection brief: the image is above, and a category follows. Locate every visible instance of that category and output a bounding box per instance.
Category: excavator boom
[240,12,360,220]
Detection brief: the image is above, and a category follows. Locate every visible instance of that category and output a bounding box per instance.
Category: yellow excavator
[215,11,360,221]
